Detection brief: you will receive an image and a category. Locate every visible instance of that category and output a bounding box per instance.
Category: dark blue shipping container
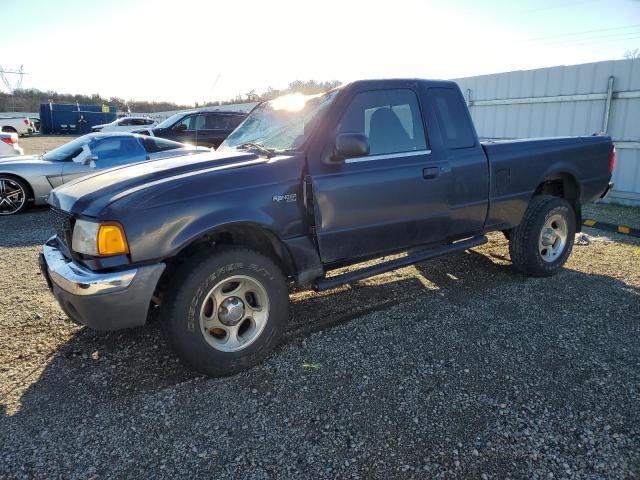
[39,103,117,134]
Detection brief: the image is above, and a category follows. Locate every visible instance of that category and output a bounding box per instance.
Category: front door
[310,88,451,264]
[170,114,197,144]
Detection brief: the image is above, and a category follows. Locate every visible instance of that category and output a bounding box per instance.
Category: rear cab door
[423,85,489,239]
[307,80,452,264]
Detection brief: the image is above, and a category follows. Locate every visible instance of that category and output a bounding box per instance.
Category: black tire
[509,195,576,277]
[0,175,30,215]
[162,247,289,376]
[1,127,17,133]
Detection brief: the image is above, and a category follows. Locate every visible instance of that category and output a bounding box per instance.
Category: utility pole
[0,65,27,112]
[0,65,26,93]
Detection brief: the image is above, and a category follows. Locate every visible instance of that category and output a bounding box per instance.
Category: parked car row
[132,110,247,149]
[0,132,24,157]
[0,133,209,215]
[0,108,249,215]
[91,116,158,133]
[1,116,36,136]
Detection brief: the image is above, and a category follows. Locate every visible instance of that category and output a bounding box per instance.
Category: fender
[170,209,283,257]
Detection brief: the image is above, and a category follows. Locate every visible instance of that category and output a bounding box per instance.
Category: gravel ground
[18,135,78,156]
[0,208,639,479]
[1,136,639,478]
[583,203,640,230]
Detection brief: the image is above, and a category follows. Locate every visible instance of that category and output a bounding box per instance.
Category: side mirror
[332,133,369,163]
[83,154,99,166]
[174,123,187,131]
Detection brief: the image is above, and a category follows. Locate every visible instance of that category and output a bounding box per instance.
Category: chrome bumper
[40,236,165,331]
[42,239,137,296]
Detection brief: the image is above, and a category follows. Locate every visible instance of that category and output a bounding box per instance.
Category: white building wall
[454,58,640,206]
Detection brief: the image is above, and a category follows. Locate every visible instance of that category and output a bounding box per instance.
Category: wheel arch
[532,171,581,231]
[155,221,297,301]
[0,172,34,201]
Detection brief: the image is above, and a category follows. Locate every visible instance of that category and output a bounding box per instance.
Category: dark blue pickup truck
[40,79,615,376]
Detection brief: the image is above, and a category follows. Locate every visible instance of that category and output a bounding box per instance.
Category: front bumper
[40,236,165,331]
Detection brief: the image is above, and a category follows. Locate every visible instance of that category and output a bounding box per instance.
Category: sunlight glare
[270,93,316,112]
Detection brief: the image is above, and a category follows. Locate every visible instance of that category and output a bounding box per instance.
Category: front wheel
[509,195,576,277]
[163,247,290,376]
[0,176,29,215]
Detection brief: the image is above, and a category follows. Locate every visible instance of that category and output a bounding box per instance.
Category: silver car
[0,133,209,215]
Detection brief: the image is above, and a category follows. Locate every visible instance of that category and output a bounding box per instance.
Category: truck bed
[481,135,613,231]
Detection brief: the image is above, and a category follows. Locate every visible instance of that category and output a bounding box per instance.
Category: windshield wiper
[237,143,275,158]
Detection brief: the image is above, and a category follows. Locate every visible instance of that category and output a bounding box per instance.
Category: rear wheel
[163,247,289,376]
[0,176,29,215]
[509,195,575,276]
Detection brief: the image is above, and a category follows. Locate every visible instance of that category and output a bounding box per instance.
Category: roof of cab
[343,78,460,90]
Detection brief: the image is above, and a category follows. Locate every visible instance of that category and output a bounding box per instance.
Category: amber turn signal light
[97,223,129,256]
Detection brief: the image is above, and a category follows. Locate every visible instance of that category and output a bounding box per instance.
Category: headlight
[71,219,129,256]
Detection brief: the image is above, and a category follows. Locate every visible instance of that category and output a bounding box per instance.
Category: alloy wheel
[0,178,26,215]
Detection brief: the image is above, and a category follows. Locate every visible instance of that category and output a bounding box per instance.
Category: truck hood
[49,150,269,215]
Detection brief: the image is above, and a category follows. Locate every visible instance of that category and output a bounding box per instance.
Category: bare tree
[623,48,640,59]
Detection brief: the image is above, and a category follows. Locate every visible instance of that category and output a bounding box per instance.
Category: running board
[313,235,488,292]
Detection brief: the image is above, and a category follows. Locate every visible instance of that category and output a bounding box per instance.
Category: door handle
[423,167,439,179]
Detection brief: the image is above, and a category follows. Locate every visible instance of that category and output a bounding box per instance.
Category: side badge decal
[272,193,297,203]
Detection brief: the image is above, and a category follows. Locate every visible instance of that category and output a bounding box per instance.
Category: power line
[522,0,598,13]
[536,30,640,48]
[532,29,640,48]
[519,24,640,44]
[548,33,640,48]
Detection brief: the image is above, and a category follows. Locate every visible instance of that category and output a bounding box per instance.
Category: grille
[49,208,73,247]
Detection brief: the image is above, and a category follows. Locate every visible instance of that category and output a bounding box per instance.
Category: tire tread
[509,195,575,277]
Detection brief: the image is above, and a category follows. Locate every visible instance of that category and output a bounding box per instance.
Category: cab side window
[337,89,427,156]
[91,137,147,167]
[175,115,195,130]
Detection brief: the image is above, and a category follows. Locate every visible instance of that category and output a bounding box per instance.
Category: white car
[91,116,158,133]
[0,132,24,157]
[1,116,34,136]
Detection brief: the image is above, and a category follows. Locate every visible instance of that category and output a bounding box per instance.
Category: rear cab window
[429,88,476,149]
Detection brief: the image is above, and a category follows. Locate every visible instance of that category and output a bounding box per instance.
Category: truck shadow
[2,243,638,430]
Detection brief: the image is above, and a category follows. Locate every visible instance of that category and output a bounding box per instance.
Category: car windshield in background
[156,113,189,129]
[219,91,339,153]
[42,136,92,161]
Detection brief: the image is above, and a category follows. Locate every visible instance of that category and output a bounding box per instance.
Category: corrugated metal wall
[454,58,640,206]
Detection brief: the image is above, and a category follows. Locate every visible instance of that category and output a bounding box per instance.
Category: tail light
[609,145,616,173]
[1,136,16,145]
[23,118,30,126]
